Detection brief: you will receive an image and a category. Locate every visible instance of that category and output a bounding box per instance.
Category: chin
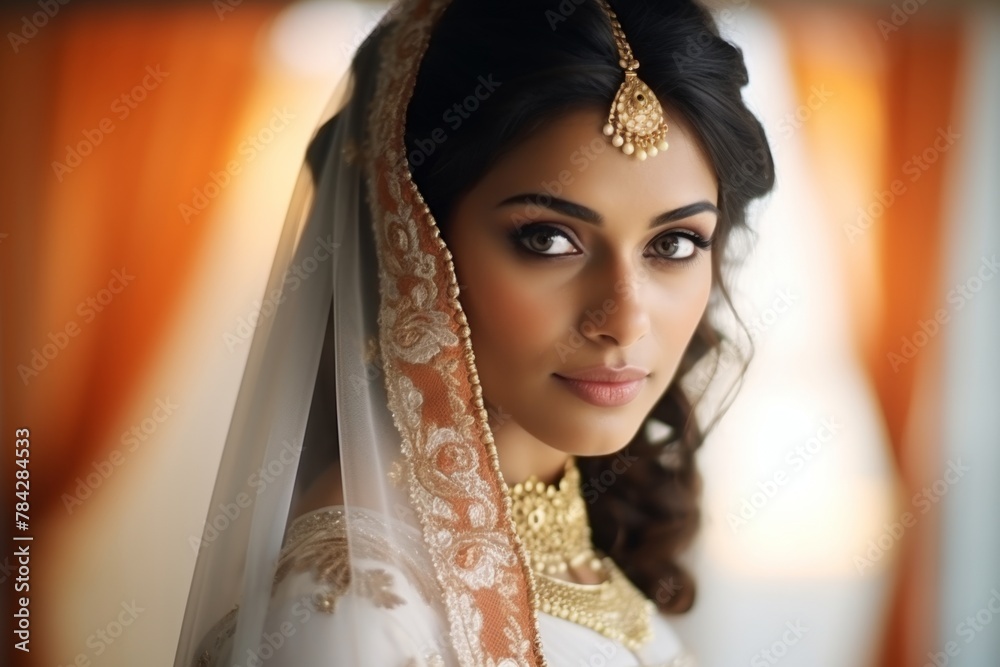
[530,407,648,458]
[572,427,645,458]
[534,376,667,453]
[567,439,638,459]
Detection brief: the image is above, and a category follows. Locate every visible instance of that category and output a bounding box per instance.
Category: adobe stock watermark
[547,0,752,34]
[654,576,685,607]
[746,289,799,343]
[485,402,514,430]
[492,135,649,364]
[844,125,961,244]
[544,0,591,30]
[887,254,998,373]
[855,458,969,575]
[603,0,757,73]
[223,234,339,351]
[581,449,639,503]
[673,0,754,74]
[878,0,933,40]
[510,134,616,229]
[406,74,502,170]
[923,587,1000,667]
[576,638,622,667]
[51,65,169,182]
[555,297,628,363]
[7,0,71,53]
[505,94,695,236]
[17,268,135,385]
[778,85,835,138]
[687,287,799,392]
[750,621,808,666]
[0,553,13,585]
[56,600,144,667]
[728,417,842,533]
[61,398,179,514]
[232,594,321,667]
[180,107,296,224]
[213,0,245,21]
[189,438,303,554]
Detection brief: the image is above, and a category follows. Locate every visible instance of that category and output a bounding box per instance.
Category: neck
[490,418,571,486]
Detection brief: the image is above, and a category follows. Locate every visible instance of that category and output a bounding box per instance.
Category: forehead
[466,108,719,218]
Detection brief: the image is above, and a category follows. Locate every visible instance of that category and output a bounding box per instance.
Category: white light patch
[268,0,390,78]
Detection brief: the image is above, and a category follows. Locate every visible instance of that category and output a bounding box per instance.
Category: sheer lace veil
[173,1,549,665]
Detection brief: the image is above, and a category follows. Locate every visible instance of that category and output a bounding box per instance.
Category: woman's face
[446,108,718,463]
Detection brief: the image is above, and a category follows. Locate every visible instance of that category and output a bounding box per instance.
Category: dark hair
[406,0,774,613]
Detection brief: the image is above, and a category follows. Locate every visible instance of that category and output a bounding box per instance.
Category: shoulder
[273,506,441,615]
[272,507,449,658]
[192,507,449,667]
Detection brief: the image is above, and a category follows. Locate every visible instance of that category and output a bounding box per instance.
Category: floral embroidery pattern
[406,653,447,667]
[272,508,438,613]
[310,567,406,614]
[192,605,238,667]
[364,0,545,665]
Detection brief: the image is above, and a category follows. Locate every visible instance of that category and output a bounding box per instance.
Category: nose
[579,253,651,349]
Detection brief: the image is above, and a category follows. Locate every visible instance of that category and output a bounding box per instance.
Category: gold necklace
[506,459,654,651]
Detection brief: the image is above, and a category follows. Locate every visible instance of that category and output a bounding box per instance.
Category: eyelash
[508,223,713,265]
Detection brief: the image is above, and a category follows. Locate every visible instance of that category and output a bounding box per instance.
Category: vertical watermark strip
[12,427,33,653]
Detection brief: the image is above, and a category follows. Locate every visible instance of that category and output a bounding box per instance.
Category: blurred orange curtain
[776,7,964,667]
[0,4,281,664]
[874,17,963,667]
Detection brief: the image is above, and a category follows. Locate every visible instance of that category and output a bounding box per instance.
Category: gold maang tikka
[596,0,669,161]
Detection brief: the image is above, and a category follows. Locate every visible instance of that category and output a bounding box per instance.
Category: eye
[512,224,582,256]
[646,230,712,262]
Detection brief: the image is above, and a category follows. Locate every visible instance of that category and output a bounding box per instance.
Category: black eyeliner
[507,222,583,258]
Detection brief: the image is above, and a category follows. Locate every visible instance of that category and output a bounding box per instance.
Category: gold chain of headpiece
[595,0,669,161]
[506,459,654,651]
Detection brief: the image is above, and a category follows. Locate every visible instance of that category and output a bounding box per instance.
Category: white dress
[190,507,697,667]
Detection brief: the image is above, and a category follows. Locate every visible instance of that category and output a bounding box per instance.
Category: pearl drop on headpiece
[595,0,669,160]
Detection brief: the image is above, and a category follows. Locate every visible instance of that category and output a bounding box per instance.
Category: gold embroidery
[273,508,439,614]
[363,568,407,608]
[651,652,699,667]
[404,653,446,667]
[365,1,546,664]
[363,336,381,364]
[308,567,405,614]
[191,605,238,667]
[388,459,405,488]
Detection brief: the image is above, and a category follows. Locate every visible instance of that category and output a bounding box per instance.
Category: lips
[553,365,650,407]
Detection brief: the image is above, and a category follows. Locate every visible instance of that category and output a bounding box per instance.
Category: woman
[174,0,774,665]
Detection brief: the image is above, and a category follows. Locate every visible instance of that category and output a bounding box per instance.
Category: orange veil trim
[365,0,546,664]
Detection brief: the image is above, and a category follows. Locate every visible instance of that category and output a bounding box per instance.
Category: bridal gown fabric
[173,0,698,665]
[189,505,696,667]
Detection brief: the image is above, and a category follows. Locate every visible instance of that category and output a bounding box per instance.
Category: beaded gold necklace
[506,459,654,651]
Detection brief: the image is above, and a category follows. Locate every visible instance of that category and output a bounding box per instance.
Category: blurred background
[0,0,997,666]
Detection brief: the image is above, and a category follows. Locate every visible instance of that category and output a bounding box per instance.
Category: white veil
[173,1,547,665]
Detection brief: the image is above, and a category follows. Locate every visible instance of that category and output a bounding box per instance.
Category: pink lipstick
[553,366,649,407]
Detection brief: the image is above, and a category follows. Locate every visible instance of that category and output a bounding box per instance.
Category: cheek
[655,264,713,352]
[457,255,569,369]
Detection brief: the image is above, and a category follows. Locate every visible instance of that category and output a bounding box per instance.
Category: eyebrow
[496,193,720,229]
